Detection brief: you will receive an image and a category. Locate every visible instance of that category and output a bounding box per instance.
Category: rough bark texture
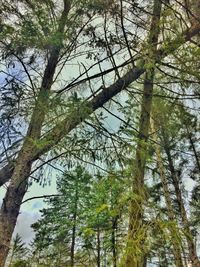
[0,144,32,267]
[151,118,184,267]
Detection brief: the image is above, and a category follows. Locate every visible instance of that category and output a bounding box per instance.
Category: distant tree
[31,166,92,266]
[7,234,28,267]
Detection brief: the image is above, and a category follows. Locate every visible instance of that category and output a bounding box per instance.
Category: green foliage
[12,259,30,267]
[7,234,29,267]
[30,168,128,266]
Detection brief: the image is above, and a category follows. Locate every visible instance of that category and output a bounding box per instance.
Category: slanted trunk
[0,2,71,264]
[0,152,32,266]
[151,118,184,267]
[162,130,200,267]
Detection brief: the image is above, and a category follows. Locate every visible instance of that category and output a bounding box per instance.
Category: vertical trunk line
[162,130,200,267]
[70,183,78,267]
[111,218,117,267]
[97,227,101,267]
[151,118,184,267]
[125,1,162,265]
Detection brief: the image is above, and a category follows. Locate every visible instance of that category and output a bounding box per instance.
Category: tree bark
[97,227,101,267]
[111,218,117,267]
[125,0,162,266]
[0,2,71,265]
[70,182,78,267]
[125,69,155,267]
[0,149,31,267]
[0,163,14,187]
[70,215,76,267]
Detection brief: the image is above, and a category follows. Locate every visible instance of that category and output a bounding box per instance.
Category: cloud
[13,210,41,245]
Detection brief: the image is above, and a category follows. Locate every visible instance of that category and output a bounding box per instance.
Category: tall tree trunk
[125,70,154,266]
[162,130,200,267]
[70,213,77,267]
[0,163,31,266]
[97,227,101,267]
[151,118,184,267]
[125,1,162,266]
[70,185,78,267]
[111,218,117,267]
[0,2,71,265]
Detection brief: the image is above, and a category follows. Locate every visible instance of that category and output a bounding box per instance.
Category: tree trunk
[0,157,31,266]
[70,215,76,267]
[125,1,162,266]
[0,3,71,264]
[70,185,78,267]
[151,118,184,267]
[97,227,101,267]
[111,218,117,267]
[0,163,14,187]
[162,130,200,267]
[125,69,154,267]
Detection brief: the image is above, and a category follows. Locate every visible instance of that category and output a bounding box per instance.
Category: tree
[31,166,92,266]
[0,0,200,265]
[124,0,162,265]
[7,234,28,267]
[151,96,200,266]
[31,167,128,266]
